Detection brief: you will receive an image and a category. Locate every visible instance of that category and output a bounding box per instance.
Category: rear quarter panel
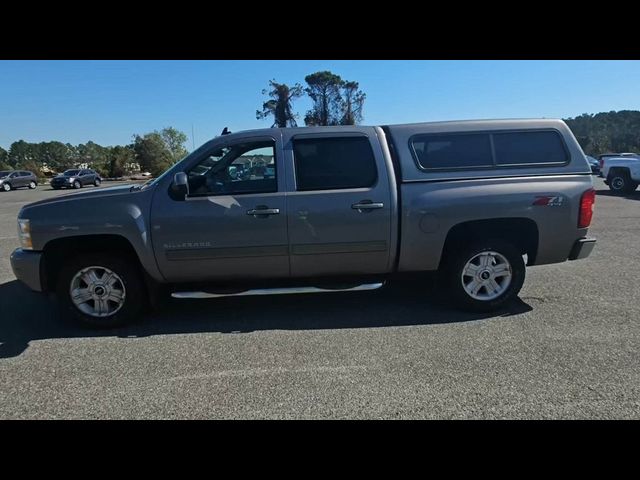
[398,175,593,271]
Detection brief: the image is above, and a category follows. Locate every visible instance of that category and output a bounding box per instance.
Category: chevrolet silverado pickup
[601,156,640,193]
[11,119,597,327]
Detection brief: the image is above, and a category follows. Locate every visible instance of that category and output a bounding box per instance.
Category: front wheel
[56,253,146,328]
[443,239,525,312]
[73,180,82,189]
[2,183,11,192]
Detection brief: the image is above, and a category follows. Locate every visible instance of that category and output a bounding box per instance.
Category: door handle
[247,206,280,217]
[352,201,384,212]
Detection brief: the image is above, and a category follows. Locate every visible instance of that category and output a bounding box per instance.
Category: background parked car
[601,156,640,193]
[0,170,38,191]
[586,155,600,175]
[598,152,640,175]
[50,169,102,190]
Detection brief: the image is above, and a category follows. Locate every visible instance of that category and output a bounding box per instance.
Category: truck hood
[22,184,142,210]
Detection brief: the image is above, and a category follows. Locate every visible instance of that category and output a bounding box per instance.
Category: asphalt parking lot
[0,177,638,419]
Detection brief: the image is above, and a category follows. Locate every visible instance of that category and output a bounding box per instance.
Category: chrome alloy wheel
[461,251,512,301]
[69,266,126,317]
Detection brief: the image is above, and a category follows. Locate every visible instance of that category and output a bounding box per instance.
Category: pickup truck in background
[601,156,640,193]
[11,119,597,327]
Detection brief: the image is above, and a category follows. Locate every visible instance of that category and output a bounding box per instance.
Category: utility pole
[191,123,195,151]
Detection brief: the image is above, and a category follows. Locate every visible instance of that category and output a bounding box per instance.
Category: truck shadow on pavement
[596,188,640,201]
[0,279,532,359]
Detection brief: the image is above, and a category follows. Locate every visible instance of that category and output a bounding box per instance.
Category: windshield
[63,169,80,176]
[0,171,11,179]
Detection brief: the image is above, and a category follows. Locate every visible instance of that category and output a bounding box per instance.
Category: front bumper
[568,237,596,261]
[10,248,43,292]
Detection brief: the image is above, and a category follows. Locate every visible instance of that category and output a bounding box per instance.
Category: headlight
[17,218,33,250]
[68,177,75,182]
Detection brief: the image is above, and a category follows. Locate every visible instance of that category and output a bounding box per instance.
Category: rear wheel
[608,170,637,194]
[443,239,525,312]
[56,253,146,328]
[94,178,101,187]
[29,181,37,189]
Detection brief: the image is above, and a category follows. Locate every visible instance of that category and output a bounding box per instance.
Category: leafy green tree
[0,146,9,170]
[256,80,304,127]
[7,141,42,176]
[304,71,344,126]
[133,133,173,177]
[77,141,110,169]
[564,110,640,155]
[339,81,366,125]
[38,141,76,172]
[108,145,135,177]
[8,140,36,168]
[160,127,189,162]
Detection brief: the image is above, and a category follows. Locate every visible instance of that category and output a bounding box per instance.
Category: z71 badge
[533,195,564,206]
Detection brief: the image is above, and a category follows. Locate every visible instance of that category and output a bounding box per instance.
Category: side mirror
[170,172,189,200]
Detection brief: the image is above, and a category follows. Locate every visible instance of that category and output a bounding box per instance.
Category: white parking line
[0,236,17,240]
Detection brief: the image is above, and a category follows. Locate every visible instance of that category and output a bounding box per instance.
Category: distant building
[125,162,141,173]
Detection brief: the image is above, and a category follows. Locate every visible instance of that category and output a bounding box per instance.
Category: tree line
[2,99,639,180]
[256,71,366,127]
[563,110,640,155]
[0,127,188,179]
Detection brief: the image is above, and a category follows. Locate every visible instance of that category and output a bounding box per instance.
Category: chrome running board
[171,282,385,299]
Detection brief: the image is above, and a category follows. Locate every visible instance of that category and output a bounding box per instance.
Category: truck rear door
[283,129,393,277]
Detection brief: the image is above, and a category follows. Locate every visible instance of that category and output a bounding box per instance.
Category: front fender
[23,187,164,282]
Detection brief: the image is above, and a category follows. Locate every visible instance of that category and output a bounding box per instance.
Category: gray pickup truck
[10,119,597,327]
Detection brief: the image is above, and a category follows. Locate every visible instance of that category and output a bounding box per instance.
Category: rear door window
[292,136,378,191]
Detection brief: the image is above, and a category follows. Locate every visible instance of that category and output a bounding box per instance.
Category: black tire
[608,170,636,194]
[2,183,11,192]
[73,180,82,189]
[56,253,146,328]
[94,178,101,187]
[52,186,60,190]
[442,239,525,312]
[29,181,37,189]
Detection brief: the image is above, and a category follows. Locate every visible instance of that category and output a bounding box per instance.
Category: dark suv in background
[0,170,38,191]
[51,169,102,190]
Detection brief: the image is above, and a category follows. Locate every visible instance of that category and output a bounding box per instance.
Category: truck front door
[150,133,290,283]
[283,129,394,277]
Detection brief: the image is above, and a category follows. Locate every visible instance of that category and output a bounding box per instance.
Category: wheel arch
[607,166,631,178]
[42,234,143,292]
[439,217,539,269]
